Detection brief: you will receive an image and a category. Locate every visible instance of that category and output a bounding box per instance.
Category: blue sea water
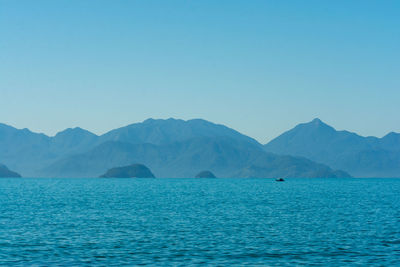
[0,178,399,266]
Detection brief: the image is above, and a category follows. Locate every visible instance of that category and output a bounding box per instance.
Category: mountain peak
[143,118,156,123]
[309,118,330,127]
[383,131,400,138]
[100,117,261,147]
[311,118,322,124]
[301,118,335,131]
[55,127,97,138]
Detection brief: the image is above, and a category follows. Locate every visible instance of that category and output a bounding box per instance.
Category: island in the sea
[100,164,155,178]
[0,164,21,178]
[195,170,216,178]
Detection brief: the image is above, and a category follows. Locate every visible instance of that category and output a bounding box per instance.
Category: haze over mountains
[0,118,349,178]
[265,118,400,177]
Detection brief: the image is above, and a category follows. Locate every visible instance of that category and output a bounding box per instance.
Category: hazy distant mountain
[0,118,350,178]
[41,136,349,178]
[0,164,21,178]
[232,156,350,179]
[99,118,261,146]
[51,127,98,155]
[0,118,260,175]
[264,118,400,177]
[0,123,52,175]
[0,124,98,176]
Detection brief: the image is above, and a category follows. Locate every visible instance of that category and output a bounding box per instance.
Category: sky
[1,0,399,143]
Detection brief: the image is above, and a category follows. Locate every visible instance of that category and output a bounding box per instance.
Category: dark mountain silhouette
[264,118,400,177]
[0,164,21,178]
[100,164,155,178]
[195,171,216,178]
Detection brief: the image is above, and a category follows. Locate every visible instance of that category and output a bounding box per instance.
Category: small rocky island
[100,164,155,178]
[0,164,21,178]
[195,170,216,178]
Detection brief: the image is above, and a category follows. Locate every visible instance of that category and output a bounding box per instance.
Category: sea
[0,178,399,266]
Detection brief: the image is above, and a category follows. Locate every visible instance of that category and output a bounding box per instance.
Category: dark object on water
[0,164,21,178]
[276,178,285,182]
[195,170,216,178]
[100,164,155,178]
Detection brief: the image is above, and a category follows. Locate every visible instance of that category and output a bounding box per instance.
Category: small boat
[275,178,285,182]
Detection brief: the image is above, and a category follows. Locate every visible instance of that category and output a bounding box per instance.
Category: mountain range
[0,118,349,178]
[264,118,400,177]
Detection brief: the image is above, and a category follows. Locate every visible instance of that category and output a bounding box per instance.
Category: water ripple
[0,178,399,265]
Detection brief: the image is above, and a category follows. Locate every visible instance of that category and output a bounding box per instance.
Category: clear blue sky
[1,0,399,142]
